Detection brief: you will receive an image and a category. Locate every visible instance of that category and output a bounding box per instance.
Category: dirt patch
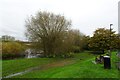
[32,59,75,71]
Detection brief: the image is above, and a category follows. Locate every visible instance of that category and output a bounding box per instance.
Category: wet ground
[3,59,75,78]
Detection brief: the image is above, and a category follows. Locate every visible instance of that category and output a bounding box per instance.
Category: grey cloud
[0,0,119,40]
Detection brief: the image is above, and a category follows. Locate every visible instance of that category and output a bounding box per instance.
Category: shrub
[72,46,80,53]
[61,52,74,58]
[2,42,26,59]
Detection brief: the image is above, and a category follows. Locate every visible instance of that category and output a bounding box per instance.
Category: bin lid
[104,56,110,58]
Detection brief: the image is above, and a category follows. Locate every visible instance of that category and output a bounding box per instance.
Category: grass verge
[2,51,118,78]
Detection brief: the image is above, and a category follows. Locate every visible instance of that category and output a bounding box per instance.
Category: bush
[61,52,74,58]
[72,46,80,53]
[2,42,26,59]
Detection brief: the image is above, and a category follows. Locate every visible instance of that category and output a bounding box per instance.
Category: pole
[110,24,113,57]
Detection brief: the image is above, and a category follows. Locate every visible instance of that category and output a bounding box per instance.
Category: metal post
[107,24,113,69]
[109,24,113,57]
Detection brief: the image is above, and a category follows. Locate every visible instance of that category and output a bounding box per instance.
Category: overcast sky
[0,0,119,41]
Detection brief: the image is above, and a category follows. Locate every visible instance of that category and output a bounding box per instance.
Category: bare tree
[62,29,85,53]
[25,11,71,57]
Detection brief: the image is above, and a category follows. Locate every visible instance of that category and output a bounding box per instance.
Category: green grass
[2,51,119,78]
[2,58,55,77]
[2,52,93,78]
[0,60,2,78]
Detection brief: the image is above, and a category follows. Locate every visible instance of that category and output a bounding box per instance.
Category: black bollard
[104,56,111,69]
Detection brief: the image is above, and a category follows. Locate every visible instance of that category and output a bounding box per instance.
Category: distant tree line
[1,35,15,42]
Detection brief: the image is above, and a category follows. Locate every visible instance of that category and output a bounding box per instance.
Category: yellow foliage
[2,42,26,54]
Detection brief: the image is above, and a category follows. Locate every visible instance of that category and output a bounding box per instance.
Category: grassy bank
[2,51,119,78]
[0,60,2,78]
[2,58,55,77]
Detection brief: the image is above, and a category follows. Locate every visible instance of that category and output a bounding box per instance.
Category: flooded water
[3,70,29,78]
[25,49,37,58]
[3,66,40,78]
